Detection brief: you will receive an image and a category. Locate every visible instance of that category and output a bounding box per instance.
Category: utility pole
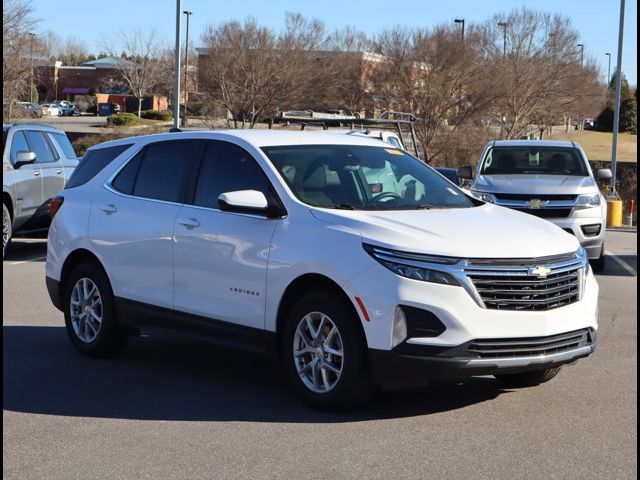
[605,52,611,85]
[498,22,508,57]
[610,0,626,195]
[29,32,35,104]
[172,0,182,131]
[577,43,584,70]
[454,18,465,43]
[183,10,193,127]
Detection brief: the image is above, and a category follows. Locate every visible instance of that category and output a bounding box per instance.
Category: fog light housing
[580,224,602,237]
[391,306,408,348]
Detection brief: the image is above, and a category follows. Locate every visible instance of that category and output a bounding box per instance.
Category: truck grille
[468,328,594,358]
[464,253,586,311]
[494,193,578,201]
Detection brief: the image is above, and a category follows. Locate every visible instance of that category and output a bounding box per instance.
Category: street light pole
[454,18,465,43]
[497,22,508,57]
[577,43,584,70]
[610,0,626,195]
[172,0,183,131]
[183,10,192,127]
[605,52,611,85]
[29,32,35,104]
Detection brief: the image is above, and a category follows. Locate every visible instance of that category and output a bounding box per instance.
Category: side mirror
[457,165,473,180]
[597,168,612,181]
[218,190,282,218]
[14,151,37,169]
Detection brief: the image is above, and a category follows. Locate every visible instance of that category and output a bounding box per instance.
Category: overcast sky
[29,0,637,85]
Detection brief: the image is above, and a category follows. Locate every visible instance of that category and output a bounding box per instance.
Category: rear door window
[49,132,77,159]
[66,144,133,188]
[131,141,202,203]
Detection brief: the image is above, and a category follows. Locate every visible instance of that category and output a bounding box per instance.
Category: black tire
[281,291,374,410]
[590,246,606,274]
[63,262,127,357]
[3,203,12,259]
[495,367,562,388]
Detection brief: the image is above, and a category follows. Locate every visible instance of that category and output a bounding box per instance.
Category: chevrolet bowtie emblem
[530,266,552,278]
[525,199,549,209]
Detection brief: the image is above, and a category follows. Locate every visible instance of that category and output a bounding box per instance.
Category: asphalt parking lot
[3,231,637,480]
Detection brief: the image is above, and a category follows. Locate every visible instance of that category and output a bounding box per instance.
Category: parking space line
[6,256,47,266]
[606,251,637,277]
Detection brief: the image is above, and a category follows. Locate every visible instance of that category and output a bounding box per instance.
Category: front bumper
[549,215,605,259]
[370,328,597,389]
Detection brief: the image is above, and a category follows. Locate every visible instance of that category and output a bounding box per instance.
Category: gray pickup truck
[459,140,612,272]
[3,123,78,258]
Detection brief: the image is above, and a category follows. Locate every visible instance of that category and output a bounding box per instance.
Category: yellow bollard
[606,199,624,227]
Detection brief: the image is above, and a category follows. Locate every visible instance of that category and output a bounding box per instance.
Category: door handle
[178,218,200,229]
[99,204,118,214]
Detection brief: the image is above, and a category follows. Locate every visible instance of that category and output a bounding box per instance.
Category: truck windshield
[262,144,474,210]
[480,146,588,176]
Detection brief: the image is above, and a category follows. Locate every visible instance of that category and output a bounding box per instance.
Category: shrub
[140,109,173,121]
[106,112,139,126]
[72,133,132,157]
[620,99,637,133]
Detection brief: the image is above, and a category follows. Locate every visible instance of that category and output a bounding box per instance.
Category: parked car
[42,104,62,116]
[59,103,76,116]
[459,140,611,271]
[434,167,464,187]
[15,102,45,118]
[45,131,598,409]
[3,123,79,257]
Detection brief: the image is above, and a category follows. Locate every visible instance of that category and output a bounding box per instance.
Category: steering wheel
[371,191,403,203]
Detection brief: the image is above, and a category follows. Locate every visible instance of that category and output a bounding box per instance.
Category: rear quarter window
[65,144,133,189]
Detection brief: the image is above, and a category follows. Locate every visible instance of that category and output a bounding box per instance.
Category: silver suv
[459,140,611,272]
[3,123,78,257]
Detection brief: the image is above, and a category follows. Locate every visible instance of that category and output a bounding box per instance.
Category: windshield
[262,144,474,210]
[481,146,588,176]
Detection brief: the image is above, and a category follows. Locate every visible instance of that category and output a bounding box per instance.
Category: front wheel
[495,367,562,388]
[282,291,373,409]
[63,262,127,357]
[590,245,606,273]
[3,203,12,259]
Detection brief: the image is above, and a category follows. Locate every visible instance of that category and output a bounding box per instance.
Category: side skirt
[115,297,277,356]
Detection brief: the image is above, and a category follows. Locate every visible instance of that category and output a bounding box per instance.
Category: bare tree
[41,31,93,64]
[102,29,164,117]
[3,0,37,119]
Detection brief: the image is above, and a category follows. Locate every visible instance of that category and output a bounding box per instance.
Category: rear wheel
[282,291,373,409]
[495,367,562,388]
[63,262,127,357]
[3,203,12,259]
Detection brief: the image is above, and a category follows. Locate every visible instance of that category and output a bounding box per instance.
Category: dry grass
[548,130,637,163]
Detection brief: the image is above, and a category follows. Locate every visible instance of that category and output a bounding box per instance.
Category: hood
[473,174,597,196]
[310,204,579,259]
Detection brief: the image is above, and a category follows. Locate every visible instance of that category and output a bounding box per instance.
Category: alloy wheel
[293,312,344,393]
[69,278,103,343]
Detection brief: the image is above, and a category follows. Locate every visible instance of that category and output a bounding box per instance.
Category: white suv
[46,131,599,409]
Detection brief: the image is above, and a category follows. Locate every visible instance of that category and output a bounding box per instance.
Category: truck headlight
[470,190,496,203]
[576,194,601,209]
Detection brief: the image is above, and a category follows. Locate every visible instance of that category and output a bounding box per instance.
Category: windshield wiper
[334,204,357,210]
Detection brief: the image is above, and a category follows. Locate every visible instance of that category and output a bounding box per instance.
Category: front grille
[494,193,578,201]
[468,328,593,358]
[465,254,585,311]
[513,207,573,218]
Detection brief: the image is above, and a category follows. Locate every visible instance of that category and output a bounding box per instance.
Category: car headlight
[576,193,601,209]
[470,190,496,203]
[363,244,461,286]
